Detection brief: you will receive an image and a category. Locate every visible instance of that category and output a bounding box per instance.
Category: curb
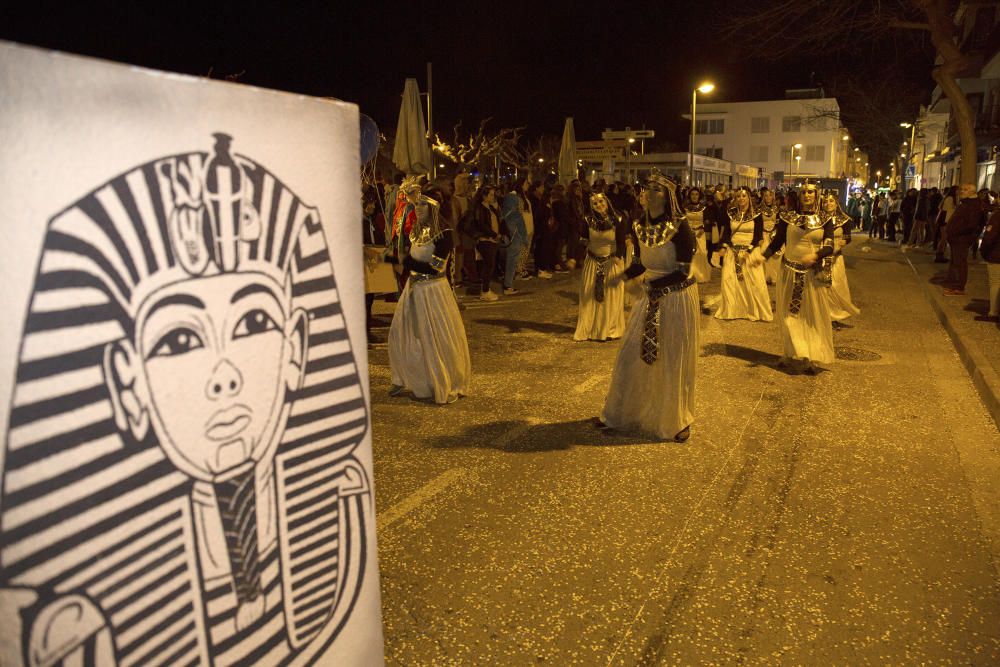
[905,255,1000,431]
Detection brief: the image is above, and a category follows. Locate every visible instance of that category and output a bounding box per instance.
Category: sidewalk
[883,240,1000,430]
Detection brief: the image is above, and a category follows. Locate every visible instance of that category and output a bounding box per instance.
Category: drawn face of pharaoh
[110,272,307,481]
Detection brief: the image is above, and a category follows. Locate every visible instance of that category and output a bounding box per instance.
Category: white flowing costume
[770,212,835,364]
[389,230,471,403]
[602,221,699,440]
[760,203,782,284]
[826,223,861,321]
[575,222,626,341]
[715,208,773,322]
[685,204,712,283]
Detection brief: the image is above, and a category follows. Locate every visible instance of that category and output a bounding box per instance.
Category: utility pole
[427,62,434,178]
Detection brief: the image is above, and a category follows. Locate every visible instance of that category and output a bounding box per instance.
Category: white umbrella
[392,78,432,176]
[557,117,577,185]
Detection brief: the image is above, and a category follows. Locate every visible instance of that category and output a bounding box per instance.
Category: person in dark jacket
[900,188,918,246]
[463,184,502,300]
[979,208,1000,321]
[943,184,988,296]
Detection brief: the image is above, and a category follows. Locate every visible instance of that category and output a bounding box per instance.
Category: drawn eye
[233,309,279,339]
[149,327,204,358]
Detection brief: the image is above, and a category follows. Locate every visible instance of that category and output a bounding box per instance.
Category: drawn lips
[206,407,251,441]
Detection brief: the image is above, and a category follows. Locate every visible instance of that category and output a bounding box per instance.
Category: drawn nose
[206,359,243,400]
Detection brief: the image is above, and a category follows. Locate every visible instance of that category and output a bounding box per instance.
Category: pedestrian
[597,170,698,442]
[943,183,987,296]
[463,184,503,301]
[750,181,835,374]
[935,185,957,262]
[551,184,573,272]
[452,173,475,285]
[574,193,627,341]
[531,181,556,279]
[566,179,587,268]
[980,208,1000,322]
[909,188,929,246]
[887,190,902,242]
[500,177,531,295]
[714,186,773,322]
[388,190,471,404]
[900,188,917,246]
[683,187,712,284]
[819,192,861,324]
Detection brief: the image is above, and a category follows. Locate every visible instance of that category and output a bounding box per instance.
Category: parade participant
[389,177,424,290]
[819,192,861,323]
[684,187,712,283]
[598,170,698,443]
[714,186,773,322]
[574,192,627,341]
[750,180,835,373]
[389,190,471,403]
[759,188,782,285]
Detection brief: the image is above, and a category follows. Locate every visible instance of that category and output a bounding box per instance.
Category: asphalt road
[368,241,1000,665]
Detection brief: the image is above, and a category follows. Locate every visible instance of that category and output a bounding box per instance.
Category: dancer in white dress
[714,187,773,321]
[750,181,835,373]
[684,188,712,283]
[759,188,782,285]
[574,193,627,341]
[389,191,472,403]
[818,192,861,323]
[598,170,698,442]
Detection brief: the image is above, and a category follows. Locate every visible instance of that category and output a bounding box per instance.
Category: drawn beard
[213,463,265,631]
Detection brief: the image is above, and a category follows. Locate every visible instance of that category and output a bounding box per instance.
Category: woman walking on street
[750,181,835,374]
[819,192,861,323]
[389,190,472,404]
[464,184,503,301]
[759,188,782,285]
[574,193,627,341]
[714,186,773,322]
[598,171,698,443]
[684,187,712,284]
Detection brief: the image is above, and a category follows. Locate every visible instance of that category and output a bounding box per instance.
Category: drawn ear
[284,308,309,393]
[103,341,149,442]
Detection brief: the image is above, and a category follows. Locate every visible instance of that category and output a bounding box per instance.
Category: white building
[690,89,857,185]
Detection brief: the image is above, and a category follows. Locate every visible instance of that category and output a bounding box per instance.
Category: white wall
[692,98,846,178]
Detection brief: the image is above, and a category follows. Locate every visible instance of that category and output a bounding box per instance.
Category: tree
[725,0,978,185]
[432,119,524,174]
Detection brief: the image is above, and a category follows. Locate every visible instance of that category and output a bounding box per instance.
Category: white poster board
[0,42,384,666]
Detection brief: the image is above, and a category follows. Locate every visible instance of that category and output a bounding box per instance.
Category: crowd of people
[362,170,906,444]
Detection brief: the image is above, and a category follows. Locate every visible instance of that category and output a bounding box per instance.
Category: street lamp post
[689,82,715,186]
[789,142,802,181]
[900,121,917,188]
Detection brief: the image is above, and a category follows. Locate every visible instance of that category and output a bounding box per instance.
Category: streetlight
[538,158,544,163]
[789,142,802,179]
[795,154,802,175]
[689,81,715,186]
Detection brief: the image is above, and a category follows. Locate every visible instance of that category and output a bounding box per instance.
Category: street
[370,242,1000,665]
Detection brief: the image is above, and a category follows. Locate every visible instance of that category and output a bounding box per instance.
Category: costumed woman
[598,170,698,443]
[714,186,773,321]
[574,192,627,341]
[819,191,861,324]
[750,181,835,374]
[758,187,782,285]
[388,187,471,404]
[684,187,712,284]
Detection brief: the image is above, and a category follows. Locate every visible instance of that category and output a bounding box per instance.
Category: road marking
[572,374,605,394]
[377,467,469,531]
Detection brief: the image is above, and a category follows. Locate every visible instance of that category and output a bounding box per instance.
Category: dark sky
[4,1,933,150]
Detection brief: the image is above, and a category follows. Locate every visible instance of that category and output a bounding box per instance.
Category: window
[699,147,723,159]
[782,116,801,132]
[805,145,825,161]
[751,117,770,133]
[696,118,725,134]
[750,146,769,163]
[780,146,792,162]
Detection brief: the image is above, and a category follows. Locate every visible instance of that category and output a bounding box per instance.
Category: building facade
[691,90,858,185]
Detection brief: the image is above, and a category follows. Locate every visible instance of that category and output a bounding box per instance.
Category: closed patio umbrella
[392,78,432,176]
[557,117,577,185]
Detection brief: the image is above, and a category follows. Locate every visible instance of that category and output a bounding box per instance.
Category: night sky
[4,1,934,155]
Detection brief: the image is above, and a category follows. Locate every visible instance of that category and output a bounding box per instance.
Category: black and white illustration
[0,133,372,666]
